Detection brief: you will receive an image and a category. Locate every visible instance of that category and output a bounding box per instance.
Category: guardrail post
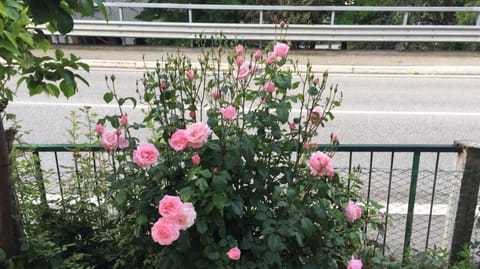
[403,12,409,25]
[476,13,480,26]
[259,10,263,48]
[402,151,421,263]
[328,11,335,49]
[118,7,126,46]
[449,141,480,264]
[189,8,193,47]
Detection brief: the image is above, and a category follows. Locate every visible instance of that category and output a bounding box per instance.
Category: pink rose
[235,44,244,55]
[331,134,339,144]
[309,107,323,126]
[186,70,194,81]
[211,88,222,99]
[169,129,188,151]
[175,202,197,230]
[347,257,363,269]
[160,80,166,89]
[289,122,296,130]
[313,77,320,85]
[192,153,200,165]
[151,217,180,246]
[118,134,129,149]
[279,20,286,27]
[101,130,123,151]
[233,61,252,80]
[227,247,241,260]
[220,106,237,120]
[133,143,159,168]
[345,201,362,223]
[304,142,310,150]
[265,52,275,65]
[185,122,211,149]
[95,123,104,135]
[273,42,289,60]
[120,114,128,126]
[253,49,262,60]
[261,98,267,104]
[158,195,183,218]
[235,56,244,66]
[306,151,334,177]
[264,81,276,93]
[189,110,196,118]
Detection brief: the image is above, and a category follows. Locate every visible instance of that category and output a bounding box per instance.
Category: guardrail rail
[34,3,480,44]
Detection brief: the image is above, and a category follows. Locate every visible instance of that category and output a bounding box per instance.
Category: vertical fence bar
[402,151,421,262]
[32,151,48,208]
[425,152,440,250]
[347,151,353,190]
[54,152,64,204]
[73,151,83,201]
[383,152,395,255]
[365,152,374,234]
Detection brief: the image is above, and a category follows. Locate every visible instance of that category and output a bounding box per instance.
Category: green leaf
[206,141,221,151]
[300,218,314,237]
[103,92,113,103]
[29,0,59,24]
[179,186,195,201]
[115,190,127,206]
[198,169,212,178]
[228,198,244,216]
[212,171,228,191]
[94,0,108,21]
[136,214,148,225]
[195,178,208,192]
[29,85,43,96]
[118,97,137,108]
[60,80,75,98]
[276,101,289,124]
[79,0,94,16]
[55,49,64,60]
[57,8,74,34]
[46,83,60,97]
[0,248,5,261]
[267,234,285,252]
[212,194,226,211]
[196,218,208,234]
[307,87,318,96]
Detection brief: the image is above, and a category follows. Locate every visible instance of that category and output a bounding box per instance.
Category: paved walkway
[41,45,480,75]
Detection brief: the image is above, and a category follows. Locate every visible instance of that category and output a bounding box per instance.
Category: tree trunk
[0,118,21,258]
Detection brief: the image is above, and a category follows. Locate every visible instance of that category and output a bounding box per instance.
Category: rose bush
[93,36,384,269]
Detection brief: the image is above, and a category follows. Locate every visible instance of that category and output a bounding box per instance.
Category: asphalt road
[8,70,480,144]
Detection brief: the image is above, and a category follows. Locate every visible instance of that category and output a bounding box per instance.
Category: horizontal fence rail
[13,143,469,261]
[36,3,480,43]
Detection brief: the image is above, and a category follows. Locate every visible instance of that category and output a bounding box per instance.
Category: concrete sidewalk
[44,45,480,75]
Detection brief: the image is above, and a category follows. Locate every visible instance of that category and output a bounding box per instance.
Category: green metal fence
[13,143,463,261]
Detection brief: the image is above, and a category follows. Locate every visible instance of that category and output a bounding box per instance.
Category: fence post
[449,141,480,264]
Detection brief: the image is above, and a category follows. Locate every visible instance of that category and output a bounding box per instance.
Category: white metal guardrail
[39,3,480,43]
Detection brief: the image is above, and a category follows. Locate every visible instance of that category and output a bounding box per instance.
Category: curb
[82,59,480,75]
